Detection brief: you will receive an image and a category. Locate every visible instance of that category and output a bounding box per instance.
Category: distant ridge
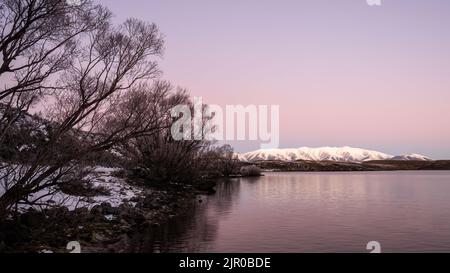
[391,154,433,161]
[238,147,432,163]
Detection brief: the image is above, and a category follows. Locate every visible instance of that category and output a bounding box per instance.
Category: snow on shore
[0,165,143,212]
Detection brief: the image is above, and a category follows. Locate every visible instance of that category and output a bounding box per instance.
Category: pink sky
[97,0,450,158]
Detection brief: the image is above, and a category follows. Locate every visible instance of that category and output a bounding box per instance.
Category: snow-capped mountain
[238,147,432,163]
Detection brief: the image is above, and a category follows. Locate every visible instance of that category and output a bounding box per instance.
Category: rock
[195,180,217,193]
[129,196,140,202]
[119,219,129,226]
[110,207,121,215]
[119,203,132,210]
[89,202,121,217]
[116,205,146,226]
[102,205,120,215]
[104,214,115,221]
[139,220,151,229]
[141,197,161,209]
[125,210,146,225]
[132,211,146,225]
[118,204,133,218]
[91,205,103,215]
[92,232,108,243]
[74,207,89,216]
[101,202,112,209]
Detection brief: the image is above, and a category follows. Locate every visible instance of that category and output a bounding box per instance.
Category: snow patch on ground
[0,165,144,212]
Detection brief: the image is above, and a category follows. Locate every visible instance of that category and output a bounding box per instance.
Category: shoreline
[253,160,450,172]
[0,182,215,253]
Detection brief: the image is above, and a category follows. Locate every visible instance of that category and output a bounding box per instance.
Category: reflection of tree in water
[212,178,241,215]
[130,179,242,253]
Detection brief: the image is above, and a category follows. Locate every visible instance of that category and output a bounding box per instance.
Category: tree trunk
[0,185,23,220]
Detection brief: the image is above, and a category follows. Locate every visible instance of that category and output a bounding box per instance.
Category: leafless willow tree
[215,144,240,177]
[0,0,168,219]
[0,0,110,143]
[117,82,219,185]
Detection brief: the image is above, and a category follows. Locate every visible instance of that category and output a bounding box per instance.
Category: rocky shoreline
[0,183,213,253]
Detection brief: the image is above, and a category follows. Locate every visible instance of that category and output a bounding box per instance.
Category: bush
[124,138,212,186]
[215,144,241,177]
[240,165,262,177]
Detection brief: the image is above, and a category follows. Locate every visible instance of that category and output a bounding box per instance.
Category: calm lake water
[133,171,450,253]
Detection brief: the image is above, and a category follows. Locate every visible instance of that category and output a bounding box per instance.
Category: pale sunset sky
[97,0,450,158]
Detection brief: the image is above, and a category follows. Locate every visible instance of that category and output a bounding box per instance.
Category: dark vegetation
[240,165,263,177]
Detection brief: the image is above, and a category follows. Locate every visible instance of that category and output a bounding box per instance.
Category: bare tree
[216,144,240,177]
[0,0,110,143]
[119,84,218,186]
[0,2,165,218]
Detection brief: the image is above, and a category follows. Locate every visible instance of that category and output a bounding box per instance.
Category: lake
[133,171,450,253]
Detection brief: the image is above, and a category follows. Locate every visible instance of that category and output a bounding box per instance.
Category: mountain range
[238,147,433,163]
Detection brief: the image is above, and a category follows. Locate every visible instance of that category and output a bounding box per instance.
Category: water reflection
[132,172,450,253]
[130,178,241,253]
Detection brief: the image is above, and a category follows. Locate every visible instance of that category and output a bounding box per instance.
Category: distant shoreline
[247,160,450,172]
